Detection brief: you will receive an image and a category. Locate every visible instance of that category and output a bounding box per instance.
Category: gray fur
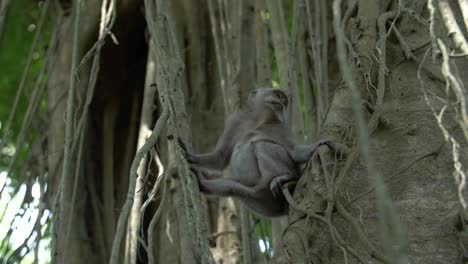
[179,88,334,217]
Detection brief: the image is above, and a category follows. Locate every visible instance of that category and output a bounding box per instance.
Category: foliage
[0,1,51,263]
[0,0,49,176]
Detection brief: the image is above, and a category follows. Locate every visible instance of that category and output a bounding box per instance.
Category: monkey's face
[247,88,289,112]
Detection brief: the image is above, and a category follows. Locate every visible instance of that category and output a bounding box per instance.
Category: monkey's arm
[291,140,335,163]
[180,114,241,170]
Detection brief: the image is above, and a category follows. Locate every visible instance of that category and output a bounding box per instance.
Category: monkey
[179,88,335,217]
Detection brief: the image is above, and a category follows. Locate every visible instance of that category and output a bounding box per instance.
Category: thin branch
[437,38,468,142]
[438,0,468,55]
[306,0,324,124]
[127,38,158,264]
[55,0,82,261]
[428,0,440,59]
[6,198,46,263]
[332,1,408,262]
[336,202,390,263]
[0,0,12,44]
[419,40,468,218]
[109,106,169,264]
[288,0,304,138]
[392,26,416,60]
[255,0,272,87]
[140,150,166,214]
[147,173,169,264]
[207,0,229,112]
[458,0,468,32]
[64,0,118,258]
[0,12,58,199]
[281,185,367,264]
[266,0,293,91]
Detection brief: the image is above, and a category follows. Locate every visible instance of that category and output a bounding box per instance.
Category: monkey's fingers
[188,167,205,188]
[184,153,198,164]
[189,166,199,176]
[177,138,192,160]
[177,138,201,165]
[319,140,336,151]
[325,141,336,151]
[177,137,188,152]
[270,175,291,198]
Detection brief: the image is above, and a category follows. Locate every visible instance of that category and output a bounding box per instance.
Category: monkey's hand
[318,139,336,152]
[270,175,293,199]
[292,140,337,163]
[177,138,200,165]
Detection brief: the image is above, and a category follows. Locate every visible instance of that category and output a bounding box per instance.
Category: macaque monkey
[179,88,335,217]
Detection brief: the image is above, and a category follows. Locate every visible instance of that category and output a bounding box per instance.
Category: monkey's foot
[177,138,199,164]
[270,175,294,198]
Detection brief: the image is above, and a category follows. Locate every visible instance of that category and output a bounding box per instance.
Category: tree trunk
[273,0,466,263]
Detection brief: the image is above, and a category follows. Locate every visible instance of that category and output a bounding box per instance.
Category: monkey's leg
[198,177,261,199]
[192,169,257,197]
[291,140,336,163]
[190,167,223,180]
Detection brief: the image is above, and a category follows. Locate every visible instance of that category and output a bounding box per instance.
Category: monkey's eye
[250,90,257,94]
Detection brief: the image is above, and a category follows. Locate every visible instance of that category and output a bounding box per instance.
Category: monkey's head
[247,88,290,121]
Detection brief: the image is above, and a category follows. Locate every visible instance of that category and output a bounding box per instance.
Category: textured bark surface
[47,2,102,262]
[273,1,466,263]
[48,0,147,262]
